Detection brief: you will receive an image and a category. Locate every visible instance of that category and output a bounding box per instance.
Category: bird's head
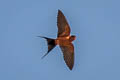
[69,35,76,42]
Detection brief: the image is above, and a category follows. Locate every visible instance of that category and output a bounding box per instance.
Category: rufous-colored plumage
[38,10,76,70]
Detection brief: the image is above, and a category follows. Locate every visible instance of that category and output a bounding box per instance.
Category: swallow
[38,10,76,70]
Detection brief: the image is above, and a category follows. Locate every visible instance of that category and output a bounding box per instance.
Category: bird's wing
[57,10,71,37]
[60,43,74,70]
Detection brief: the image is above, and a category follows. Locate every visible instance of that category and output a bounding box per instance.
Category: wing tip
[58,9,61,12]
[68,65,73,70]
[58,9,63,14]
[69,67,73,70]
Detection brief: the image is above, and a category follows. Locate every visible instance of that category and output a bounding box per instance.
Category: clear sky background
[0,0,120,80]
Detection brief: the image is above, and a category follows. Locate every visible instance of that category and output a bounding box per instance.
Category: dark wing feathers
[57,10,71,37]
[60,43,74,70]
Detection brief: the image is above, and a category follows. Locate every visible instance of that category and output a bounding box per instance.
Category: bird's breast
[55,38,70,46]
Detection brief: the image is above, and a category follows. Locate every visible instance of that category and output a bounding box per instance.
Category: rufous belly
[55,39,70,46]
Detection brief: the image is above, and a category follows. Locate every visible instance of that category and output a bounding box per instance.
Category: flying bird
[38,10,76,70]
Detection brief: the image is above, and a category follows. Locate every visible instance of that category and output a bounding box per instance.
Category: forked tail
[38,36,56,59]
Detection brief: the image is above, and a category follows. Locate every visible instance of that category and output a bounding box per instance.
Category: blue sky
[0,0,120,80]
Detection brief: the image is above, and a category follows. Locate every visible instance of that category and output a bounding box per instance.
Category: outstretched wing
[60,43,74,70]
[57,10,71,37]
